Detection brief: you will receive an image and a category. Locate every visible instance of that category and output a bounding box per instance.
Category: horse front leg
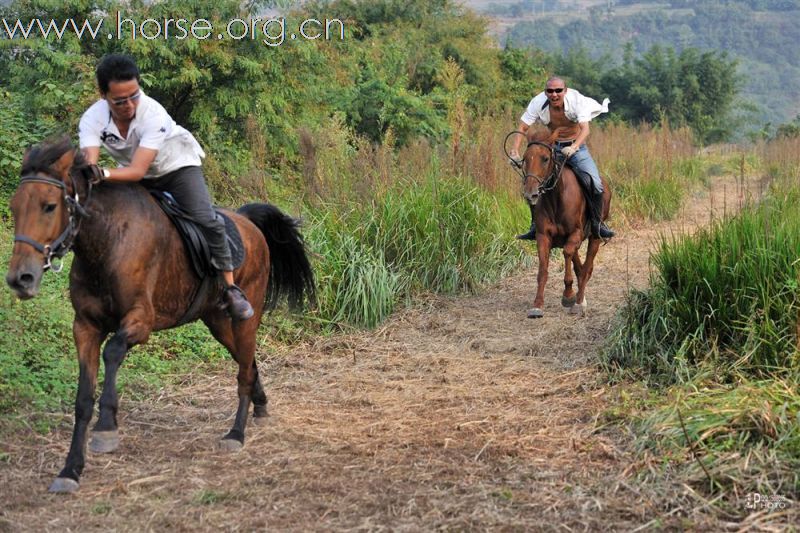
[528,236,552,318]
[561,236,581,308]
[91,311,152,454]
[572,236,602,316]
[49,320,104,493]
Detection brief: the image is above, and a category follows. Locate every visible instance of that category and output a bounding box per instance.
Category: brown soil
[1,175,790,531]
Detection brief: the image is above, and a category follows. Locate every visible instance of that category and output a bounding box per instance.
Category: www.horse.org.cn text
[1,11,346,47]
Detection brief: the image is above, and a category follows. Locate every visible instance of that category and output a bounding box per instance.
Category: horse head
[521,128,563,205]
[6,137,89,299]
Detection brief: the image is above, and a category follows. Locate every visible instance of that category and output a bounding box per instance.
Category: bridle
[510,139,566,196]
[13,170,92,273]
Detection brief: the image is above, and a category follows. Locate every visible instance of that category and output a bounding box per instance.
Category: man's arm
[509,121,530,160]
[88,148,158,182]
[573,121,590,149]
[82,146,100,165]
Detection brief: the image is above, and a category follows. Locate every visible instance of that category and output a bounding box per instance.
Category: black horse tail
[237,203,316,311]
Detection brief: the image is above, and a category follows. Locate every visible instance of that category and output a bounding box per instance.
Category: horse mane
[21,136,89,177]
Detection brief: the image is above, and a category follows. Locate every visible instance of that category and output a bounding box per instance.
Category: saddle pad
[150,191,245,279]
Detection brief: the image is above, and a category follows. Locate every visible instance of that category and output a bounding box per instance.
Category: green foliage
[548,45,739,144]
[339,65,447,146]
[631,380,800,499]
[775,115,800,138]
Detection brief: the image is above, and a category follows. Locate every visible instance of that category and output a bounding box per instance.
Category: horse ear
[50,149,76,180]
[21,146,33,167]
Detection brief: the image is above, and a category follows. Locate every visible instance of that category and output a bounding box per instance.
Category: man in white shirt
[79,54,254,321]
[509,76,614,240]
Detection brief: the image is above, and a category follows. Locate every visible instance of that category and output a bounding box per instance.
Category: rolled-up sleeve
[520,94,547,126]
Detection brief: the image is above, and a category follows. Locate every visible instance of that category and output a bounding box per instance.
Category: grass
[602,136,800,504]
[591,121,707,222]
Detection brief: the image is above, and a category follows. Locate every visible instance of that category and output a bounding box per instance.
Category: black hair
[96,54,140,94]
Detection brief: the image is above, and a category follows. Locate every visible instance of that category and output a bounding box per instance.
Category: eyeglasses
[545,88,565,94]
[108,90,141,107]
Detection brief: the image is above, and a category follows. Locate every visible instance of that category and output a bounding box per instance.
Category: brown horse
[5,138,315,493]
[520,128,611,318]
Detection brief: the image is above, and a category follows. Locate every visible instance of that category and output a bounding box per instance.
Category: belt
[554,140,574,146]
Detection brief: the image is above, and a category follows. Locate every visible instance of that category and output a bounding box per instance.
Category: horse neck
[538,164,565,217]
[72,185,152,266]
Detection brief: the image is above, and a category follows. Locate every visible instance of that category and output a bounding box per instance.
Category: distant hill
[462,0,800,133]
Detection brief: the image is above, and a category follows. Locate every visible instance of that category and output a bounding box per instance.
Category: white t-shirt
[520,88,610,126]
[78,91,205,179]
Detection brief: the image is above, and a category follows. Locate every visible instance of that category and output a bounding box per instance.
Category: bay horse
[519,128,611,318]
[5,137,315,493]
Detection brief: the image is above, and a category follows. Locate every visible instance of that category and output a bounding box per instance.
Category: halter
[13,171,91,273]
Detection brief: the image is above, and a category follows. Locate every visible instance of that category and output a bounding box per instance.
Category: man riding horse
[79,54,254,320]
[509,76,615,241]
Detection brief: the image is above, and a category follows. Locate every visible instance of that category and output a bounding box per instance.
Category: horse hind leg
[203,315,260,451]
[251,361,269,424]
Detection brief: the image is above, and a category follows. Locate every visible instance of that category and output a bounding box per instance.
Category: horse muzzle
[523,190,540,206]
[6,261,43,300]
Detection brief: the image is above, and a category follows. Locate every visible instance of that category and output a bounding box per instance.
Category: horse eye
[541,155,550,163]
[43,203,57,213]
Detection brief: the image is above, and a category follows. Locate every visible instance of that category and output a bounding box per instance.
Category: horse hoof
[561,295,577,307]
[49,477,80,494]
[527,308,544,319]
[218,438,243,452]
[251,414,269,426]
[253,404,268,418]
[569,300,587,316]
[89,430,120,454]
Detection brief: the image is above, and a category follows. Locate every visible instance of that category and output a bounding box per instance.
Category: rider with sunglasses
[508,76,615,240]
[78,54,255,321]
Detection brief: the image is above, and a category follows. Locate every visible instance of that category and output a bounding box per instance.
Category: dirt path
[1,176,773,531]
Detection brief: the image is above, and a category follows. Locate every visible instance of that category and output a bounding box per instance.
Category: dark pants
[143,166,233,272]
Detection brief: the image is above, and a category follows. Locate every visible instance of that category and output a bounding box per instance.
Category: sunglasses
[545,88,565,94]
[109,90,141,107]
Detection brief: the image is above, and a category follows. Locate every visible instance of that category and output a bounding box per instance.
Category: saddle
[150,190,244,279]
[150,191,245,325]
